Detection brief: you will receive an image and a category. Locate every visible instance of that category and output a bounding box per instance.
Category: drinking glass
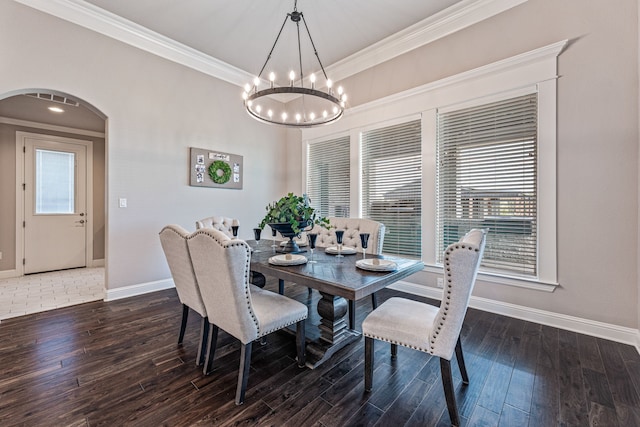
[231,225,239,239]
[307,233,318,263]
[253,228,262,252]
[359,233,370,259]
[335,230,344,258]
[271,226,278,249]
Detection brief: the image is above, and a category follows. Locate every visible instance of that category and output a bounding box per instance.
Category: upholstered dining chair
[196,216,266,288]
[159,224,209,366]
[307,217,386,329]
[187,228,308,405]
[362,229,487,427]
[195,215,235,236]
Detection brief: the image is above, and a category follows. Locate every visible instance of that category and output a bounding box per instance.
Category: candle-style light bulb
[242,92,248,100]
[310,73,316,88]
[289,70,295,86]
[281,112,288,121]
[247,100,253,107]
[268,109,273,118]
[244,83,251,92]
[323,110,328,118]
[337,86,344,96]
[253,77,260,88]
[269,72,275,88]
[295,113,301,122]
[256,105,262,113]
[309,112,316,120]
[341,94,347,102]
[332,106,339,114]
[327,79,333,88]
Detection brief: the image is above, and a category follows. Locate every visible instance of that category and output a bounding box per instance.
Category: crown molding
[12,0,254,87]
[326,0,528,82]
[13,0,528,88]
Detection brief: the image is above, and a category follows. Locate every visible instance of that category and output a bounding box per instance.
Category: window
[436,93,538,276]
[362,120,422,258]
[306,135,350,217]
[35,149,75,214]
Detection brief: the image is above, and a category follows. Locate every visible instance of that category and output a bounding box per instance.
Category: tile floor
[0,267,104,321]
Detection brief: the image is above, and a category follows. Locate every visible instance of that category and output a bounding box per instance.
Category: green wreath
[208,160,232,184]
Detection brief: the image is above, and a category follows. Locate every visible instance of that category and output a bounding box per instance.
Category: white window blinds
[362,119,422,258]
[307,135,351,217]
[436,93,538,276]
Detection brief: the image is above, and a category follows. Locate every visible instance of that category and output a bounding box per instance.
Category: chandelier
[242,1,346,128]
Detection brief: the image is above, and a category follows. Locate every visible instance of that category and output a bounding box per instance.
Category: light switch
[119,198,127,208]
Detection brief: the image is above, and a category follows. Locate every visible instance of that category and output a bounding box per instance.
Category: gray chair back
[308,217,385,255]
[430,229,486,360]
[159,224,207,318]
[187,228,259,344]
[195,216,236,237]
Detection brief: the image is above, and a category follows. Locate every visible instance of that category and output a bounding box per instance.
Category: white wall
[0,1,289,290]
[1,0,638,339]
[293,0,640,332]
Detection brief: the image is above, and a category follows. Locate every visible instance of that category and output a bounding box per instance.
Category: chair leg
[196,317,209,366]
[296,320,306,367]
[236,342,253,405]
[308,287,313,296]
[278,279,284,295]
[203,324,219,375]
[371,292,378,309]
[178,304,189,345]
[364,337,374,391]
[391,343,398,359]
[348,300,355,330]
[440,358,461,427]
[455,336,469,385]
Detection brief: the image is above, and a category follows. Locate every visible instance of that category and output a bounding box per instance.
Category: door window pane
[35,149,75,214]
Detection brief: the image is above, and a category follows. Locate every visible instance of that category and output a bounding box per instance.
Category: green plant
[259,193,330,234]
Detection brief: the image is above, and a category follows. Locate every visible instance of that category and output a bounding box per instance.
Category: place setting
[354,232,398,272]
[324,230,357,256]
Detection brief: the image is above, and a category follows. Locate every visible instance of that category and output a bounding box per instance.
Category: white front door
[23,136,88,274]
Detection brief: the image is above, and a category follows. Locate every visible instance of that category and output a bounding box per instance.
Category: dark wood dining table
[247,239,424,368]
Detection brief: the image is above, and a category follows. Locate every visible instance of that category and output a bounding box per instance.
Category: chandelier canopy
[242,1,346,128]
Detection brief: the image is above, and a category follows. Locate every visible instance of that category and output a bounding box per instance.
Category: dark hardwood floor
[1,278,639,426]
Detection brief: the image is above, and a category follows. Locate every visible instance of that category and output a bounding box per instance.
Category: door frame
[15,131,94,276]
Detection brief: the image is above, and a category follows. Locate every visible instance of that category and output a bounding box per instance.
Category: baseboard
[105,278,175,301]
[389,281,640,352]
[91,259,105,267]
[0,269,18,279]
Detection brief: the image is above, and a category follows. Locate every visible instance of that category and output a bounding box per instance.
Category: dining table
[247,239,424,368]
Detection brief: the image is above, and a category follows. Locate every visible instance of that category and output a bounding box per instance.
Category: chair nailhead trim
[363,333,433,354]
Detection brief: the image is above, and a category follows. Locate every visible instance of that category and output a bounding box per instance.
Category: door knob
[79,213,85,216]
[76,219,85,224]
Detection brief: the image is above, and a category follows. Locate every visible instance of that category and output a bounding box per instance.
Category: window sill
[422,263,558,292]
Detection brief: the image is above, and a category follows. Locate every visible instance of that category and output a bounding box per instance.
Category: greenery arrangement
[259,193,330,234]
[208,160,232,184]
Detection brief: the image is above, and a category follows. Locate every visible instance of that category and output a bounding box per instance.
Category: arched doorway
[0,89,107,319]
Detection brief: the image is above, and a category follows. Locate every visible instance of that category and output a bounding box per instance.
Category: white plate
[268,254,308,266]
[325,246,357,255]
[356,258,398,272]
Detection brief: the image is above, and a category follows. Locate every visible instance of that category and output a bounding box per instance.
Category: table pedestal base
[306,291,361,368]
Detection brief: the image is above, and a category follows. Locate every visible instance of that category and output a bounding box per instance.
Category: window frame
[302,40,565,291]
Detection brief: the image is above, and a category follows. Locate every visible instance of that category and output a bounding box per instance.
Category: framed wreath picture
[189,147,243,189]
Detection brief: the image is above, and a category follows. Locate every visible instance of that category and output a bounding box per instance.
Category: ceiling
[2,0,523,130]
[82,0,463,78]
